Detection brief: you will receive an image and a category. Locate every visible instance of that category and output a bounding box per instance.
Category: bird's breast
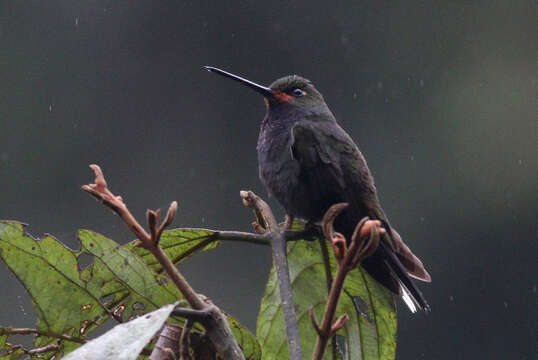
[257,126,339,221]
[257,125,303,208]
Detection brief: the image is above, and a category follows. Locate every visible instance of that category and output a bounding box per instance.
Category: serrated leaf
[0,222,260,359]
[256,223,397,360]
[63,302,178,360]
[79,229,182,315]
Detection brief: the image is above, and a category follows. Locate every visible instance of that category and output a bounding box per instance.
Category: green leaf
[127,228,219,273]
[63,302,179,360]
[0,222,260,359]
[0,222,106,349]
[0,348,25,360]
[228,317,262,360]
[256,225,397,360]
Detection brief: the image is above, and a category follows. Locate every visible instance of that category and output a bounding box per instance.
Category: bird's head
[266,75,325,108]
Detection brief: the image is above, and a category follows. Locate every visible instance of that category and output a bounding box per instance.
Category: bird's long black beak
[204,66,273,98]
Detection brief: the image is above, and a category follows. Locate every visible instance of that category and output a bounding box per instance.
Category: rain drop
[17,295,27,316]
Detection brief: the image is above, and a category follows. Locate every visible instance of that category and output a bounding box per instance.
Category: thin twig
[83,164,245,360]
[214,227,320,245]
[27,344,59,355]
[179,320,193,360]
[0,327,86,344]
[214,230,269,245]
[240,190,303,360]
[311,204,383,360]
[316,232,336,360]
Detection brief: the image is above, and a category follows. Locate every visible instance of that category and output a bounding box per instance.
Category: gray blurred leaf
[63,302,178,360]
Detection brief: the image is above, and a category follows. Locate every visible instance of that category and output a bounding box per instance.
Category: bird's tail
[378,241,430,312]
[337,207,431,312]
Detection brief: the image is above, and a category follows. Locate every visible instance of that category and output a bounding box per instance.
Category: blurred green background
[1,1,536,359]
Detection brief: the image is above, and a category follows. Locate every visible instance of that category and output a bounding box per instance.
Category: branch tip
[331,233,347,263]
[147,209,159,243]
[330,314,349,333]
[165,201,178,224]
[157,201,178,238]
[321,203,348,244]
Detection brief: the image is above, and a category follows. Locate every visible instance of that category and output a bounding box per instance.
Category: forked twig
[83,164,244,360]
[311,203,383,360]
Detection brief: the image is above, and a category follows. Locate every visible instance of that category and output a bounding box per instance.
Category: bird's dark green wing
[290,120,431,310]
[290,120,346,188]
[290,120,379,215]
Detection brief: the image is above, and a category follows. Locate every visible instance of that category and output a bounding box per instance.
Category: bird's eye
[291,88,305,97]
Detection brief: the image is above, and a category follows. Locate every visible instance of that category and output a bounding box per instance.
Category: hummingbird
[204,66,431,312]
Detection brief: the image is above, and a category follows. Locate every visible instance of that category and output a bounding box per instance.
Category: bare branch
[240,190,303,360]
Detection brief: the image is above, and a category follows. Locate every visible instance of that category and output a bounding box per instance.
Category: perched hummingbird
[205,66,431,312]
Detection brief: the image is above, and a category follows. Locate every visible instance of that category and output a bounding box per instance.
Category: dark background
[1,1,536,359]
